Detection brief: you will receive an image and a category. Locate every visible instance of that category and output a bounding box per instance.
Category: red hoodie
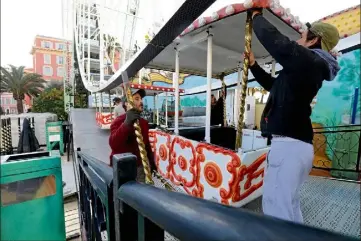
[109,113,154,167]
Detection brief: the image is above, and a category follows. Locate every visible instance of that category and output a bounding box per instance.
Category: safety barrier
[0,117,36,154]
[0,118,13,155]
[76,150,115,240]
[75,151,358,241]
[313,125,361,180]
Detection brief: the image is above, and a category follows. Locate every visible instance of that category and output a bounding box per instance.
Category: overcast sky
[1,0,359,68]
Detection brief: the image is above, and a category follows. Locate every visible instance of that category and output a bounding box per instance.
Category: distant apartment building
[0,92,32,114]
[30,35,72,82]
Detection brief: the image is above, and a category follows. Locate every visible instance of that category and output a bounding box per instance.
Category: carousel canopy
[319,5,360,39]
[145,2,306,77]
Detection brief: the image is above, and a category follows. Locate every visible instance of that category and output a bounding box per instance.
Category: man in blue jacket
[249,10,340,223]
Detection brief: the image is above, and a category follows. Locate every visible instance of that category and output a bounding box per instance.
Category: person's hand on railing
[124,109,141,126]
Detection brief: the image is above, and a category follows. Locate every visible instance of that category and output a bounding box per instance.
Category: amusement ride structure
[2,0,355,240]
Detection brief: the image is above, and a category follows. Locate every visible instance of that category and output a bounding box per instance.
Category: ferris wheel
[71,0,141,92]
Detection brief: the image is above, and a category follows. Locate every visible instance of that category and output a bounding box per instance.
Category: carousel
[94,84,184,129]
[121,0,311,207]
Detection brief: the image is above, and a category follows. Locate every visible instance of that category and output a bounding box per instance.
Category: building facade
[30,35,72,82]
[0,92,32,114]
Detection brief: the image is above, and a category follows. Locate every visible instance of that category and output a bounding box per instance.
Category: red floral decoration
[203,162,223,188]
[178,155,188,171]
[169,137,198,195]
[232,153,266,202]
[159,144,168,161]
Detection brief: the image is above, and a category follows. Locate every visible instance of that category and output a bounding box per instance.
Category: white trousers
[262,137,314,223]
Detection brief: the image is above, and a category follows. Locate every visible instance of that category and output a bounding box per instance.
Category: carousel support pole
[94,92,98,109]
[156,95,159,125]
[234,63,242,128]
[100,92,103,113]
[174,48,180,135]
[165,92,168,127]
[205,29,213,143]
[153,94,156,123]
[121,71,154,185]
[138,68,143,84]
[271,59,276,77]
[220,74,227,127]
[235,11,253,150]
[109,91,112,121]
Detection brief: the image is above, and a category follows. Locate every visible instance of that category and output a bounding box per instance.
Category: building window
[56,56,64,65]
[11,98,16,105]
[57,67,64,77]
[56,43,65,50]
[5,98,10,105]
[41,41,52,49]
[43,66,53,76]
[44,54,51,64]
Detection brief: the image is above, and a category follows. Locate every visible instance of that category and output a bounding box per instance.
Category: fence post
[112,153,137,241]
[7,118,13,154]
[351,87,359,124]
[1,119,5,154]
[18,118,21,138]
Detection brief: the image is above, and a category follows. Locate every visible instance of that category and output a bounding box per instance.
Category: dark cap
[113,97,121,103]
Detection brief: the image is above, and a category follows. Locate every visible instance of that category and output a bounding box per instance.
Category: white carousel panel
[146,8,301,77]
[231,147,269,207]
[150,130,269,207]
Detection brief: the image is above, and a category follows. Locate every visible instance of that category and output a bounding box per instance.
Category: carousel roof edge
[318,5,360,39]
[179,1,307,37]
[316,4,360,22]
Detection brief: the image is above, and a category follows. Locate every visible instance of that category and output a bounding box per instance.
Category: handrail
[113,154,358,241]
[76,150,115,240]
[77,151,113,185]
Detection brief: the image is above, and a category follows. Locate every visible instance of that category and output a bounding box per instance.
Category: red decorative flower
[159,144,167,161]
[204,162,223,188]
[178,155,187,171]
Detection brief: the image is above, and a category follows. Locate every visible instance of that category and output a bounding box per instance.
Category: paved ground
[62,154,77,197]
[71,108,111,165]
[243,176,361,238]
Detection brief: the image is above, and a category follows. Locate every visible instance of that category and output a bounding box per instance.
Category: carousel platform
[70,108,360,239]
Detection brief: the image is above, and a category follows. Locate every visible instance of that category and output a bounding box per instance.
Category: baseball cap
[121,89,146,103]
[308,22,340,52]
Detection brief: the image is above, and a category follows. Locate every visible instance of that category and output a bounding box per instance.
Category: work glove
[124,108,141,126]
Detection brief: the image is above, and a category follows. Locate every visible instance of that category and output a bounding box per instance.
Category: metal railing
[75,151,358,241]
[0,117,38,154]
[313,125,361,180]
[0,118,13,155]
[76,150,115,241]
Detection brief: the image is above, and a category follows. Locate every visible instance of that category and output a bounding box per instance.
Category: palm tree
[1,65,46,113]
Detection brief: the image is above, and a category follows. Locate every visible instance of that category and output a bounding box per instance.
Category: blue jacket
[250,14,340,143]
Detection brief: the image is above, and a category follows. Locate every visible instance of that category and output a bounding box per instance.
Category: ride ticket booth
[0,151,66,240]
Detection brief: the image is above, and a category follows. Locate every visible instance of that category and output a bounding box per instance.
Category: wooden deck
[64,196,80,240]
